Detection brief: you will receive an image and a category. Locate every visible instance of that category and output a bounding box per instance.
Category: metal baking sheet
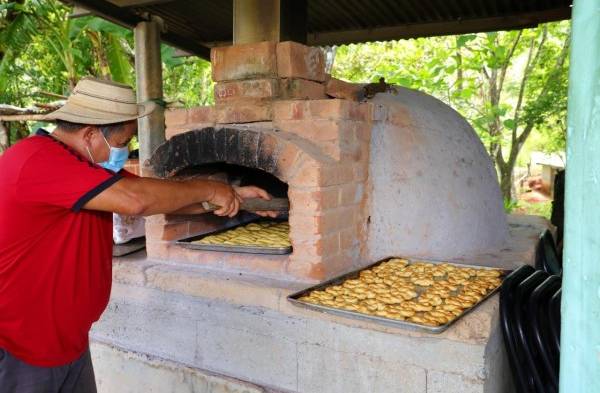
[288,257,510,334]
[176,218,292,255]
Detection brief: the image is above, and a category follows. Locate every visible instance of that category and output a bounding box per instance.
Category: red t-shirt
[0,129,123,367]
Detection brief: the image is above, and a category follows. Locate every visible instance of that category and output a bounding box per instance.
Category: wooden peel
[204,197,289,212]
[171,198,289,215]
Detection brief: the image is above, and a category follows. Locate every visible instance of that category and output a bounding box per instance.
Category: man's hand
[208,181,242,217]
[234,186,279,218]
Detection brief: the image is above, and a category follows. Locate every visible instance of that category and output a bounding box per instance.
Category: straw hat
[43,77,157,125]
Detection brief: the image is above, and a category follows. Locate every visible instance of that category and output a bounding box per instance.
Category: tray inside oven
[288,257,510,333]
[176,218,292,255]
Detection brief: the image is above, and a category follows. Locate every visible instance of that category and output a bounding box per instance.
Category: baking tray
[288,257,510,333]
[176,218,292,255]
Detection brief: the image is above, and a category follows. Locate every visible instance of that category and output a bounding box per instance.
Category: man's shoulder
[0,130,66,177]
[0,134,48,164]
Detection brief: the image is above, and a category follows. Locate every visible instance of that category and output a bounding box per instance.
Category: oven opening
[171,162,291,254]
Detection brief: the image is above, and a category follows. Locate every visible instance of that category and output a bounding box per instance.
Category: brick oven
[142,40,508,283]
[91,38,548,393]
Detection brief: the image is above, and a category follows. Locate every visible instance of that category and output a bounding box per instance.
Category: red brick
[338,183,363,206]
[279,78,326,100]
[272,100,307,120]
[387,105,414,127]
[321,143,343,161]
[215,101,273,123]
[289,162,355,187]
[160,222,189,241]
[275,142,302,182]
[353,162,369,182]
[307,99,350,119]
[257,133,282,161]
[286,258,326,281]
[219,253,288,277]
[355,141,370,162]
[325,78,364,101]
[188,106,216,123]
[349,103,370,121]
[305,100,370,121]
[166,123,215,140]
[276,41,326,82]
[338,130,362,162]
[288,213,320,235]
[287,163,323,187]
[274,119,345,141]
[214,79,279,103]
[289,206,356,235]
[211,41,277,82]
[355,121,372,142]
[340,227,359,250]
[165,108,188,127]
[293,233,340,258]
[322,253,355,277]
[288,186,339,213]
[323,165,357,186]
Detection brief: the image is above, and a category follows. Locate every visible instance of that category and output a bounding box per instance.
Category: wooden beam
[0,114,50,121]
[307,7,572,46]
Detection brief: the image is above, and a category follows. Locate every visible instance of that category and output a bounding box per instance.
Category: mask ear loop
[85,146,95,164]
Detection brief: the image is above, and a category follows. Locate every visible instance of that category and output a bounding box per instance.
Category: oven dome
[366,88,508,261]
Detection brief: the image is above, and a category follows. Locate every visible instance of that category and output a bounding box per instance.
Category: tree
[0,0,135,151]
[0,0,212,152]
[333,22,570,201]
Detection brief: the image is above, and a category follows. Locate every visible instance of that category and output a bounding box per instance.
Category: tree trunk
[499,165,513,201]
[0,121,9,154]
[455,38,463,93]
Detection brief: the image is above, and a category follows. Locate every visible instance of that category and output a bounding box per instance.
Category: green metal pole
[559,0,600,391]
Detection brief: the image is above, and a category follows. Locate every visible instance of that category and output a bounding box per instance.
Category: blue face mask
[98,133,129,173]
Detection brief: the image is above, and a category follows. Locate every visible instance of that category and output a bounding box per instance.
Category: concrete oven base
[92,215,548,393]
[91,341,266,393]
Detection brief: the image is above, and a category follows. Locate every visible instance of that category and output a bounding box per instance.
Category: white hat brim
[43,100,157,125]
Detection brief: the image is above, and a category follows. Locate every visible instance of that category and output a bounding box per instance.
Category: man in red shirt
[0,78,274,392]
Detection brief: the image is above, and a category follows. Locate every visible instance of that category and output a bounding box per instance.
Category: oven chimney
[233,0,307,44]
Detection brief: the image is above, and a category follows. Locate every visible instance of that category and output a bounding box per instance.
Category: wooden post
[134,16,165,176]
[559,0,600,391]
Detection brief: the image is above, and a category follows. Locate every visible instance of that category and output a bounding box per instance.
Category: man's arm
[83,176,242,217]
[169,186,279,218]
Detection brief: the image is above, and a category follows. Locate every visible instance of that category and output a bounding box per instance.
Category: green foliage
[503,198,520,214]
[515,200,553,219]
[0,0,213,147]
[161,48,214,107]
[333,22,570,199]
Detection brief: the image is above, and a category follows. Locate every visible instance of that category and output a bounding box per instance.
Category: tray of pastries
[288,257,508,333]
[176,219,292,254]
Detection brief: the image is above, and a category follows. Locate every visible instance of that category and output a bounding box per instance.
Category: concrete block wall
[91,269,512,393]
[91,341,267,393]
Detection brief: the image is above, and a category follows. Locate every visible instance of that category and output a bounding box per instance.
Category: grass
[513,200,553,219]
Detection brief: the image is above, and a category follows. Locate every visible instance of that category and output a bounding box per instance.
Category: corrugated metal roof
[65,0,572,58]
